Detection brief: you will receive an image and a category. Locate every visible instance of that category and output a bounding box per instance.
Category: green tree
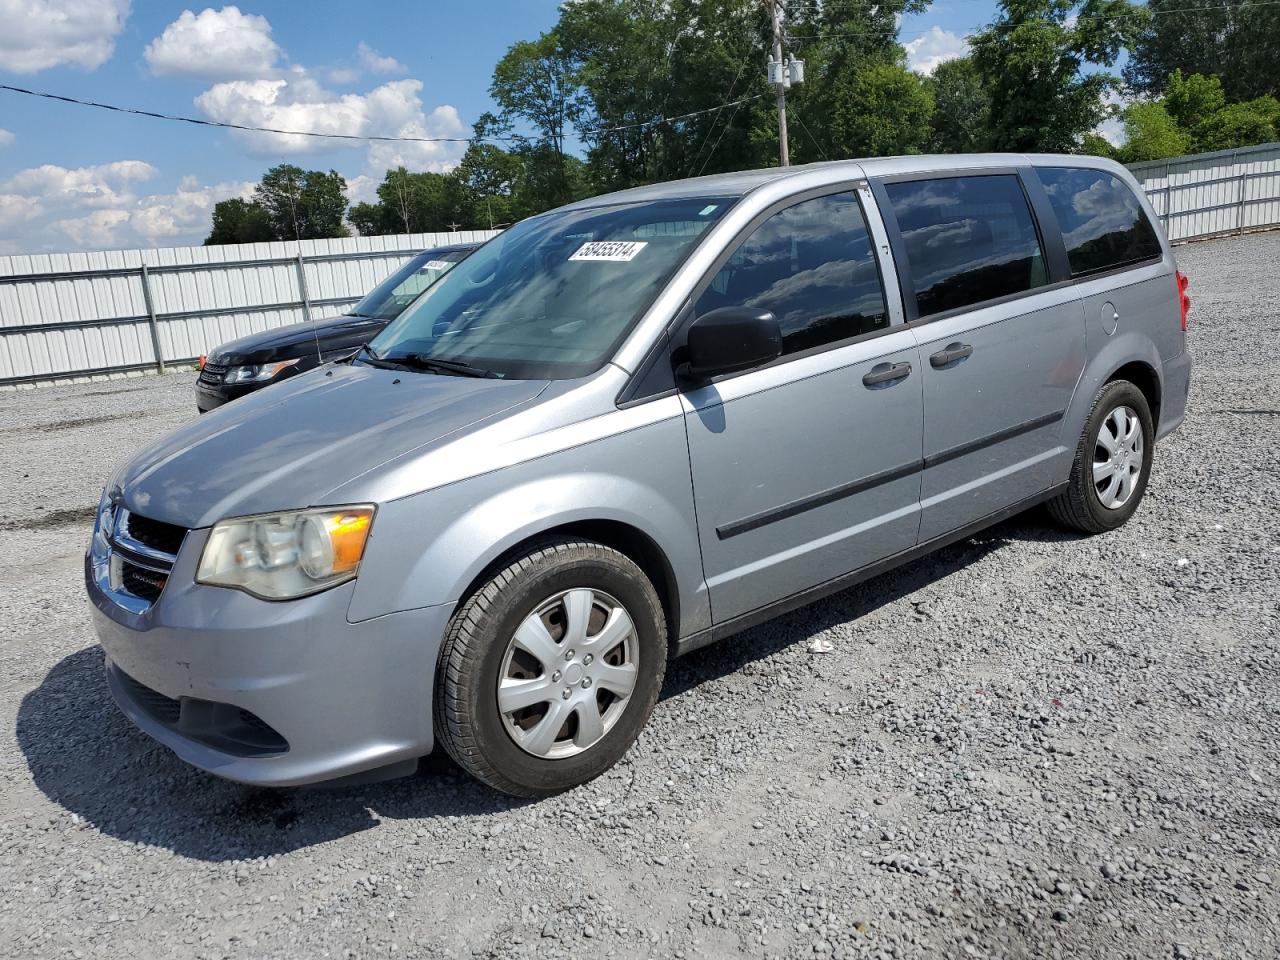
[559,0,773,189]
[490,30,584,206]
[782,0,930,162]
[1079,132,1118,159]
[1116,101,1189,162]
[1125,0,1280,101]
[455,121,526,227]
[253,164,349,241]
[1194,98,1280,151]
[346,167,480,236]
[1163,69,1226,131]
[203,198,273,246]
[829,62,934,157]
[928,57,991,153]
[970,0,1146,152]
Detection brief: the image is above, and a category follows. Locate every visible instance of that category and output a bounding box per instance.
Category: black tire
[433,538,668,798]
[1047,380,1155,534]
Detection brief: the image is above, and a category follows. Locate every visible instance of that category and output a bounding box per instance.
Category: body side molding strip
[680,483,1069,656]
[713,409,1067,539]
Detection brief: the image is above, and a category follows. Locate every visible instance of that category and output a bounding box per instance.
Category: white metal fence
[3,145,1278,388]
[0,230,497,387]
[1129,142,1280,243]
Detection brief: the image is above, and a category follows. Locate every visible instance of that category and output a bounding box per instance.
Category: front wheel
[434,538,667,797]
[1047,380,1155,534]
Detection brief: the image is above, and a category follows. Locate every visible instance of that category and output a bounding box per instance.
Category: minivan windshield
[349,249,470,321]
[363,197,735,379]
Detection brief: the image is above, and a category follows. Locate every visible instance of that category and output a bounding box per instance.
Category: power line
[584,94,767,137]
[0,82,766,146]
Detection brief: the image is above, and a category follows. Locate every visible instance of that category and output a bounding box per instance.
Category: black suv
[196,243,478,411]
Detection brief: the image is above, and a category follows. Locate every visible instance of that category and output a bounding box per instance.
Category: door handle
[862,361,912,387]
[929,342,973,368]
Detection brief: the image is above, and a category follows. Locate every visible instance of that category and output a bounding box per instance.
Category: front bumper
[194,378,262,412]
[86,549,454,786]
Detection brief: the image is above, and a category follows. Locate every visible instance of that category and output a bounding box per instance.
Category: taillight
[1176,270,1190,331]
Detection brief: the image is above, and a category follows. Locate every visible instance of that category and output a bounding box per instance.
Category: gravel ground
[1,231,1278,960]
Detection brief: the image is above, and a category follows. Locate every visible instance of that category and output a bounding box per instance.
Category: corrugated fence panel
[1130,142,1280,243]
[0,230,497,386]
[8,144,1280,387]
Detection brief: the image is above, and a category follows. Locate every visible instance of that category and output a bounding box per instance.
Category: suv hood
[211,314,384,364]
[115,363,550,529]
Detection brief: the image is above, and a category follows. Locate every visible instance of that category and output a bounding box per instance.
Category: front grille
[113,666,289,757]
[106,508,187,608]
[198,361,227,385]
[122,512,187,556]
[120,561,167,603]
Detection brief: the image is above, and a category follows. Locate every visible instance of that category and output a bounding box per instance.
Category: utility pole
[769,0,789,167]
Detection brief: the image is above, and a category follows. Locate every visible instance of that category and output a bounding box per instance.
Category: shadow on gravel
[660,510,1068,698]
[19,511,1061,861]
[18,647,525,862]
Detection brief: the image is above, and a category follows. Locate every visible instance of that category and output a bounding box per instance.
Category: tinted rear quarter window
[1037,167,1162,278]
[884,174,1048,318]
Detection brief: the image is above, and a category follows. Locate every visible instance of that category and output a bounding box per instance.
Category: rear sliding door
[874,170,1086,543]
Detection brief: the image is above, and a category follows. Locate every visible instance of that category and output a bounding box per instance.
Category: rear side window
[1037,167,1162,278]
[696,191,888,355]
[884,174,1048,318]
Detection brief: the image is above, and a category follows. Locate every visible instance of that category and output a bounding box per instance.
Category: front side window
[1037,167,1162,278]
[367,197,733,379]
[884,174,1048,318]
[350,250,469,321]
[695,191,888,355]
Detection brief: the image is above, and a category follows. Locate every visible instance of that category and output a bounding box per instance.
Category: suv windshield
[364,197,735,379]
[350,249,470,320]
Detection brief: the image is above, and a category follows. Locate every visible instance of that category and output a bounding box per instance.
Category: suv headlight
[224,359,300,384]
[197,505,375,600]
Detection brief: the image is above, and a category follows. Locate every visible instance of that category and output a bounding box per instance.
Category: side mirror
[681,306,782,381]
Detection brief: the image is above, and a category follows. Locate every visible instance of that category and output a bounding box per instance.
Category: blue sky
[0,1,1054,254]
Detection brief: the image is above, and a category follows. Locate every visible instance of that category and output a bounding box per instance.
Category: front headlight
[196,505,375,600]
[224,359,300,384]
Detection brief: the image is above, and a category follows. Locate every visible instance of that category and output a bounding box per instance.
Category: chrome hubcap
[497,588,638,759]
[1093,404,1144,509]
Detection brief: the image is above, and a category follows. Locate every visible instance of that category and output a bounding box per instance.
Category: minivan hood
[115,364,550,529]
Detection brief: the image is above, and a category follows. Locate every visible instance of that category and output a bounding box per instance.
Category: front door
[680,190,924,624]
[877,172,1086,543]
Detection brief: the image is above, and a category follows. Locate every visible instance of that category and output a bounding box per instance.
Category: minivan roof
[555,152,1127,212]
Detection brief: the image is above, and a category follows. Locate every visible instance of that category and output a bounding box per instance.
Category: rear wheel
[434,538,667,797]
[1048,380,1155,534]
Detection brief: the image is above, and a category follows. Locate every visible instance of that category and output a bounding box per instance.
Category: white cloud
[356,42,406,75]
[346,173,380,205]
[0,194,43,229]
[904,26,968,76]
[0,129,13,148]
[195,76,466,172]
[2,161,157,209]
[325,66,362,85]
[144,5,282,78]
[1095,89,1127,147]
[0,0,130,73]
[0,160,253,251]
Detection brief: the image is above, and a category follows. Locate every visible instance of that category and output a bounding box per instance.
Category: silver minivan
[86,154,1192,796]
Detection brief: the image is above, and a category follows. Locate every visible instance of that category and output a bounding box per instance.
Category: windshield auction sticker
[569,241,648,262]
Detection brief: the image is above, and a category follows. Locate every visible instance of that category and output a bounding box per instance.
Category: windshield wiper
[352,343,396,367]
[388,352,500,378]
